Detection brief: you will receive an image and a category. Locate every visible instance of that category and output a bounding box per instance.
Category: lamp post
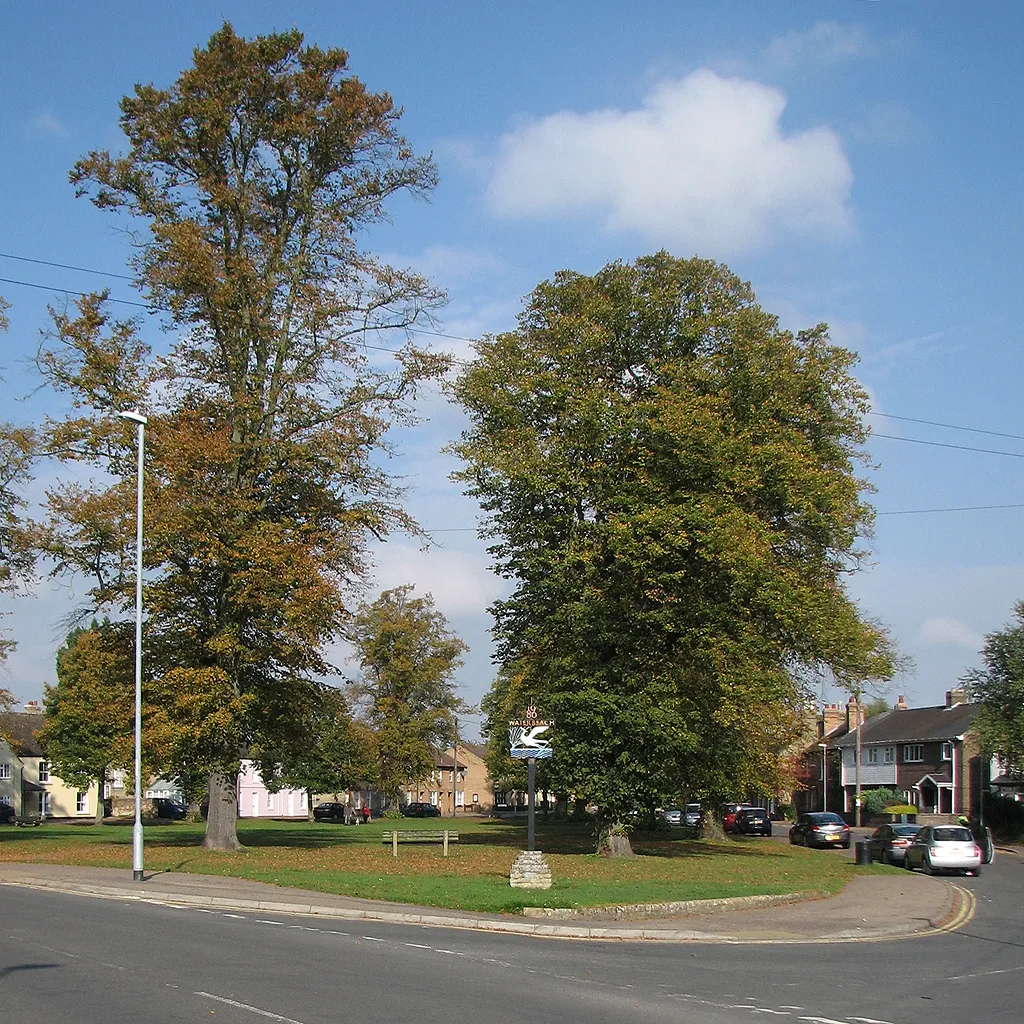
[818,742,828,813]
[120,410,147,882]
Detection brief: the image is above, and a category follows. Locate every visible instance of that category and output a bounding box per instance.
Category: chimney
[821,703,845,737]
[847,696,863,730]
[895,695,908,711]
[22,700,43,715]
[946,688,967,708]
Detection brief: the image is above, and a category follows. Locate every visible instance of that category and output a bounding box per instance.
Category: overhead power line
[877,503,1024,516]
[868,411,1024,443]
[871,433,1024,460]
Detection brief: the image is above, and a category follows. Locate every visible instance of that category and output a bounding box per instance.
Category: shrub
[984,793,1024,840]
[861,788,903,817]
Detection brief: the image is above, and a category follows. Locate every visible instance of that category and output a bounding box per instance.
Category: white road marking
[947,965,1024,982]
[361,935,386,942]
[195,991,308,1023]
[404,942,433,949]
[223,913,247,919]
[848,1017,896,1023]
[256,919,284,926]
[799,1017,848,1024]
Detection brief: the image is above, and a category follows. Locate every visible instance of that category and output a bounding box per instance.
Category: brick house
[830,689,983,819]
[404,742,494,815]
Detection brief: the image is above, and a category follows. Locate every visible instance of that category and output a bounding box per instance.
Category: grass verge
[0,817,895,914]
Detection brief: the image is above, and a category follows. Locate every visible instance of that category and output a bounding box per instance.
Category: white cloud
[917,617,985,650]
[766,21,874,69]
[370,540,508,618]
[32,112,69,137]
[487,70,853,254]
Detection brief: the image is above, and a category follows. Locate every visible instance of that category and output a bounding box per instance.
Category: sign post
[508,705,553,890]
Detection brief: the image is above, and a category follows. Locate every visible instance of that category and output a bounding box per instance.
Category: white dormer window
[38,761,50,783]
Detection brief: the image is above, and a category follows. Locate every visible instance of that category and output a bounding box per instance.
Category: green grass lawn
[0,816,896,914]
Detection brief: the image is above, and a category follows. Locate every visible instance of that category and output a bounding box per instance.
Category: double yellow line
[933,884,977,934]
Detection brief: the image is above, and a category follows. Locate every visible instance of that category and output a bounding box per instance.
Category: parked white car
[904,824,982,876]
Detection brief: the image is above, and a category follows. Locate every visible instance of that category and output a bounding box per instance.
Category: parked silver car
[661,808,683,826]
[684,803,701,827]
[904,825,982,876]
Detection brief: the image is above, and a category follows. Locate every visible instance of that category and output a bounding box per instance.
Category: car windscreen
[744,810,768,819]
[809,813,845,824]
[933,827,973,842]
[892,825,920,836]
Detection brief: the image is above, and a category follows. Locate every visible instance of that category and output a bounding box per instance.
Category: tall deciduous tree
[453,253,896,853]
[353,586,465,808]
[34,24,447,850]
[40,622,136,822]
[964,601,1024,776]
[271,684,376,818]
[0,296,36,667]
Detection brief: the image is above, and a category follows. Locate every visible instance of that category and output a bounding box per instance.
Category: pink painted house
[236,760,309,819]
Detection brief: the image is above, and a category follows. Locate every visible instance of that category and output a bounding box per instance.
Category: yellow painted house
[0,706,101,820]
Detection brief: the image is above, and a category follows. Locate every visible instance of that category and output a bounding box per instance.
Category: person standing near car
[362,804,370,824]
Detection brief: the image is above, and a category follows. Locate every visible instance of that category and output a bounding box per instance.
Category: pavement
[0,853,997,943]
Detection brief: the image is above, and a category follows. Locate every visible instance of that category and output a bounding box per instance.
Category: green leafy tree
[964,601,1024,776]
[32,23,447,851]
[271,684,376,818]
[353,586,465,808]
[40,622,136,822]
[453,253,897,854]
[864,696,892,718]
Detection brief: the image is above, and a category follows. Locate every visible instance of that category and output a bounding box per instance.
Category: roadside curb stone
[0,863,963,944]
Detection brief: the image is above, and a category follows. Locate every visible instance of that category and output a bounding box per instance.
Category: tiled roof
[830,703,979,748]
[0,712,45,757]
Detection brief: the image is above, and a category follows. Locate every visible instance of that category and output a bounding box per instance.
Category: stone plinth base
[509,850,552,889]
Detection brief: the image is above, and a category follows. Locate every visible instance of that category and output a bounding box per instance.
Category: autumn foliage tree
[352,586,465,809]
[454,253,897,853]
[33,24,447,850]
[0,295,36,668]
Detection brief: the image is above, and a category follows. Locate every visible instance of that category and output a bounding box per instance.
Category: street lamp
[120,410,147,882]
[818,742,828,813]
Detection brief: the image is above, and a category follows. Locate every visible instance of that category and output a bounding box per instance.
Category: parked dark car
[867,823,921,864]
[153,798,187,820]
[0,804,15,824]
[723,803,754,833]
[735,807,772,837]
[789,811,851,849]
[312,801,347,822]
[402,802,441,818]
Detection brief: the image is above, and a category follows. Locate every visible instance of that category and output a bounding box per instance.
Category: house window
[472,793,479,804]
[76,792,88,814]
[455,791,465,807]
[884,746,895,764]
[0,762,10,780]
[867,748,880,764]
[941,742,952,761]
[38,761,50,783]
[429,791,438,805]
[494,791,508,806]
[903,744,923,763]
[41,793,51,815]
[266,792,274,811]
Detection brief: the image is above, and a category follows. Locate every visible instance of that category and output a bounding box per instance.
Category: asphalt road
[2,853,1021,1024]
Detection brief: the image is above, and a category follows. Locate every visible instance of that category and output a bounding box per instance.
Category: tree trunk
[203,769,242,851]
[95,769,106,824]
[307,789,315,822]
[702,810,727,842]
[596,819,635,857]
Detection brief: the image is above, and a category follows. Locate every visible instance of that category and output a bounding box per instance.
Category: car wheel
[966,867,981,877]
[904,854,914,870]
[842,840,851,850]
[922,855,934,875]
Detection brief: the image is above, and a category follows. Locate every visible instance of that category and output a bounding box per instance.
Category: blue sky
[2,2,1024,733]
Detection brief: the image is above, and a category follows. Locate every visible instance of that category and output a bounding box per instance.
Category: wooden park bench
[381,829,459,857]
[15,815,42,827]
